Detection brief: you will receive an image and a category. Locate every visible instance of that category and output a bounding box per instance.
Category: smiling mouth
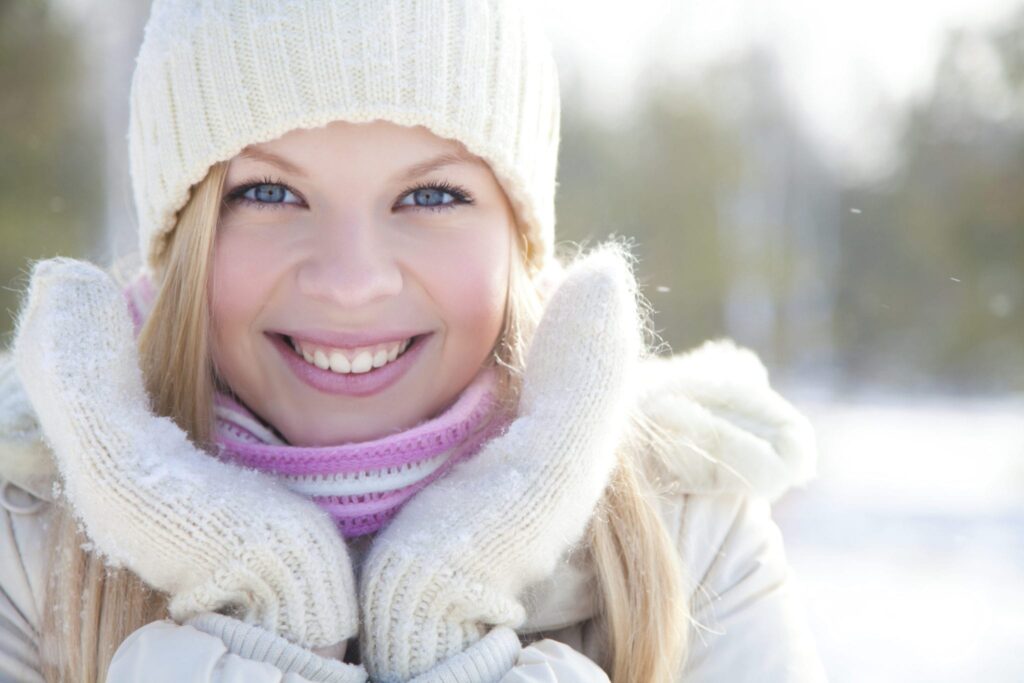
[279,333,423,375]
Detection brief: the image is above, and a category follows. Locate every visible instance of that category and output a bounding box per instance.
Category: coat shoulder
[634,339,819,504]
[665,490,828,681]
[0,452,54,683]
[0,480,53,628]
[0,348,57,665]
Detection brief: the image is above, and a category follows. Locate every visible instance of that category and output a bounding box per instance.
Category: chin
[275,414,389,447]
[276,419,335,447]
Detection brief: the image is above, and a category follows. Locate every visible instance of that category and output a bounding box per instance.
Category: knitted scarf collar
[124,271,512,538]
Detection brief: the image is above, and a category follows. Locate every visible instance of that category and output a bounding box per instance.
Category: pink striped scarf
[212,370,508,537]
[124,270,512,537]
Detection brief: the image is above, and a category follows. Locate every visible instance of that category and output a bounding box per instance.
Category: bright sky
[545,0,1021,177]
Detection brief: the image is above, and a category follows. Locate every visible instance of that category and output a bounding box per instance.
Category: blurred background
[2,0,1022,680]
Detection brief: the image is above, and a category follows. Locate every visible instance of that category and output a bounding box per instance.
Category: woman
[0,0,826,681]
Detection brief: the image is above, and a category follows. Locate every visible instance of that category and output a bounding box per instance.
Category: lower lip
[268,332,431,397]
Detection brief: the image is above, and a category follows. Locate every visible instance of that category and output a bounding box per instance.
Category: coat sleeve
[108,615,369,683]
[405,626,609,683]
[110,619,364,683]
[676,493,828,682]
[112,621,609,683]
[107,620,309,683]
[497,639,610,683]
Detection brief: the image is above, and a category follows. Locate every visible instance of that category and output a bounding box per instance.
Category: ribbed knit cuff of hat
[186,613,367,683]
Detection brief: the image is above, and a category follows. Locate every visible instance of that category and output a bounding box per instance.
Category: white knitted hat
[128,0,560,274]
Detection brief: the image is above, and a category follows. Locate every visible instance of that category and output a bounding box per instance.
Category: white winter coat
[0,340,829,682]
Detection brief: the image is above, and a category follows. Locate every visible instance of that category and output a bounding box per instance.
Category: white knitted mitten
[359,242,644,682]
[12,258,363,656]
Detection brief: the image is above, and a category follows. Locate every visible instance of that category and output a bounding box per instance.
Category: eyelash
[224,175,475,213]
[400,179,475,212]
[223,176,298,211]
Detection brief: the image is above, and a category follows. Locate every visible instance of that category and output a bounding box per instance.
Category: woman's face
[210,120,514,446]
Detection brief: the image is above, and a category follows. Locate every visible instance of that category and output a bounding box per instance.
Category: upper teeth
[292,337,412,374]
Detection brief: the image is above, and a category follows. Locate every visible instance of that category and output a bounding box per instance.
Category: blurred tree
[703,50,841,383]
[0,0,103,342]
[560,17,1024,393]
[837,8,1024,392]
[557,69,741,356]
[558,49,840,382]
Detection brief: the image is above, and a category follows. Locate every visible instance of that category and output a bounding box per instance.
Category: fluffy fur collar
[635,338,817,504]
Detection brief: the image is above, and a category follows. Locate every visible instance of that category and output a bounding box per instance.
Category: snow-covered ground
[771,396,1024,682]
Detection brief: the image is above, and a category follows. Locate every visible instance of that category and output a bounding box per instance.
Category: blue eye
[226,177,302,210]
[239,183,299,204]
[396,181,474,213]
[400,188,453,207]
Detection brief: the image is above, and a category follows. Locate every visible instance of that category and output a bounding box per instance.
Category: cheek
[420,227,510,349]
[208,230,280,367]
[447,268,505,334]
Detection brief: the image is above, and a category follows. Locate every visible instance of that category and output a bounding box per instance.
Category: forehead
[234,120,487,172]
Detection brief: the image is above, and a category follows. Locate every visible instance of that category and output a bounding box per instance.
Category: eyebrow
[396,150,482,182]
[237,145,481,183]
[237,146,308,178]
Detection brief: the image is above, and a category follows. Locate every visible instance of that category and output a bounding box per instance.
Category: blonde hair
[39,161,690,682]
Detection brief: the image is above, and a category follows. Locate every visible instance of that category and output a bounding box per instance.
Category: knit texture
[12,258,361,651]
[359,243,644,681]
[408,627,522,683]
[128,0,560,274]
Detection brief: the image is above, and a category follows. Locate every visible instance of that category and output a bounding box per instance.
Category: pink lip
[268,332,431,397]
[273,328,425,349]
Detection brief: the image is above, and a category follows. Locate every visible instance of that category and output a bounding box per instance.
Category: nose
[295,216,403,308]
